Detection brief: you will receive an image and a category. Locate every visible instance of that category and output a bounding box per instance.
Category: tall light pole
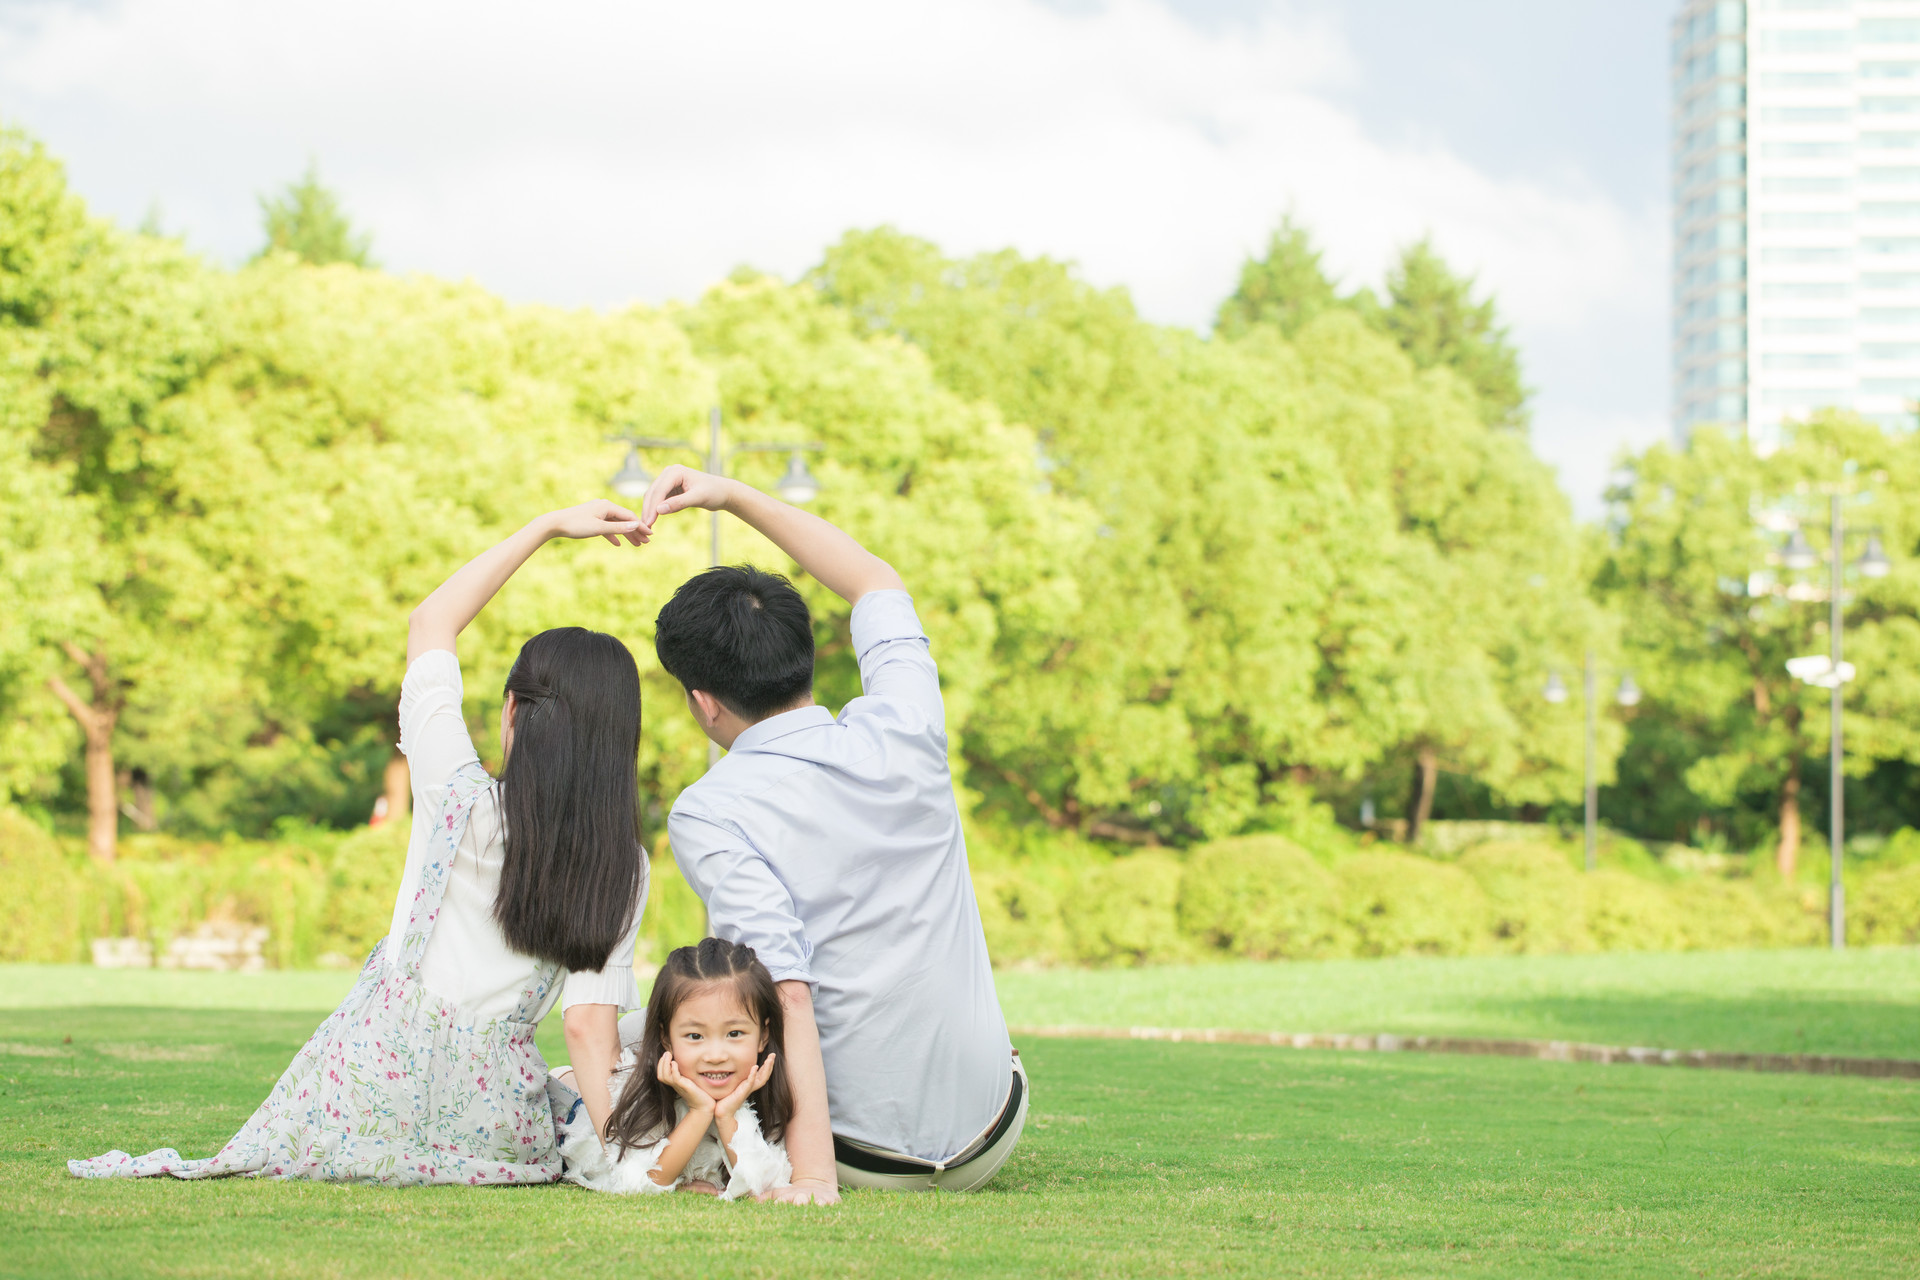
[610,407,824,767]
[1779,496,1889,950]
[1543,655,1639,872]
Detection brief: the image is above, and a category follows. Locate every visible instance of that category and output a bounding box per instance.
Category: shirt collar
[727,703,836,756]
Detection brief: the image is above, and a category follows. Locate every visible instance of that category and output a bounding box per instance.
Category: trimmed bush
[1456,841,1591,954]
[1584,870,1689,952]
[1853,864,1920,945]
[972,866,1070,966]
[321,822,409,963]
[1063,853,1186,966]
[640,853,710,962]
[1177,835,1347,958]
[1670,878,1822,950]
[1336,853,1489,957]
[0,808,83,962]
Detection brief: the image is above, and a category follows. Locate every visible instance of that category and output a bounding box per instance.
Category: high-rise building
[1672,0,1920,447]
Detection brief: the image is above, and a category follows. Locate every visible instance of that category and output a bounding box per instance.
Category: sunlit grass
[3,957,1917,1277]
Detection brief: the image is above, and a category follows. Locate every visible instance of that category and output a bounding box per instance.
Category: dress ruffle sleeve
[719,1101,793,1201]
[553,1093,677,1195]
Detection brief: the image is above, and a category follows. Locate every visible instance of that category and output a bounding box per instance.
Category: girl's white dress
[553,1049,791,1200]
[68,650,647,1186]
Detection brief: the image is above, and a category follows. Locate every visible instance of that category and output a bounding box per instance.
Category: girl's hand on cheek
[715,1053,777,1120]
[657,1052,716,1113]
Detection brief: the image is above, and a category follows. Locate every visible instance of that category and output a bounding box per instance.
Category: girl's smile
[668,984,768,1103]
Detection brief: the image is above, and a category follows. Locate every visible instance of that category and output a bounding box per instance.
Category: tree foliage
[1596,416,1920,871]
[1221,223,1529,430]
[17,128,1913,868]
[256,162,375,268]
[812,227,1604,843]
[1214,216,1339,340]
[1353,238,1529,430]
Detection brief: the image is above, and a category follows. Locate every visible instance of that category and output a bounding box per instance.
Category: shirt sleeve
[397,649,481,794]
[560,855,650,1013]
[848,589,944,732]
[668,808,814,985]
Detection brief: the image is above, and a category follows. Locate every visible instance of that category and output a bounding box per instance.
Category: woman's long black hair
[493,626,644,973]
[605,938,793,1152]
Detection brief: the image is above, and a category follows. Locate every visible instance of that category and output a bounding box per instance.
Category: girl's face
[667,981,768,1102]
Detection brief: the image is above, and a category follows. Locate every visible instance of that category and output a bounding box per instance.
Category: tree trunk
[1778,751,1802,880]
[1406,747,1438,846]
[382,751,411,826]
[48,644,120,864]
[118,767,158,831]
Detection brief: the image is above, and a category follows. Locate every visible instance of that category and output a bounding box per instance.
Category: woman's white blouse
[555,1050,792,1200]
[391,649,646,1022]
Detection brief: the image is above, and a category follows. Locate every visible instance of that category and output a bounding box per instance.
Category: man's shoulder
[666,772,721,818]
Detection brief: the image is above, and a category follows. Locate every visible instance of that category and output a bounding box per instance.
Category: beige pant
[834,1053,1028,1193]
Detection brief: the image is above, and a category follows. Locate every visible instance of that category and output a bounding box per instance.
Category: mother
[72,501,651,1185]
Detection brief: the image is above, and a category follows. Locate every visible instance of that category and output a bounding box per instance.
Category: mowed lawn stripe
[3,1006,1915,1279]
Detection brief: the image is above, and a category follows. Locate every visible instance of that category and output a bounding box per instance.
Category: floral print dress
[69,763,564,1186]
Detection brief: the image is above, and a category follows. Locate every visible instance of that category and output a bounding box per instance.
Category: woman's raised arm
[407,501,645,663]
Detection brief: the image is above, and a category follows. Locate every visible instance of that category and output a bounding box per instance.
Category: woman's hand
[406,501,646,662]
[544,500,648,546]
[714,1053,777,1121]
[657,1052,717,1115]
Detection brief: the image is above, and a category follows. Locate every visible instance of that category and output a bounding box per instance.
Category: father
[639,465,1024,1204]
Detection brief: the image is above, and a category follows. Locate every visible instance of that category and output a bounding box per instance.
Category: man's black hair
[653,564,814,721]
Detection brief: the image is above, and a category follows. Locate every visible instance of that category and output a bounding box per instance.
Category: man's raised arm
[638,466,903,606]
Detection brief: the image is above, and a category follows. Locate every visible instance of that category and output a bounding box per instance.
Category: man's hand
[771,1177,841,1205]
[639,466,735,530]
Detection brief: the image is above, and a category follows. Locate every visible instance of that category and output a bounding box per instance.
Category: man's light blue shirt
[666,589,1011,1163]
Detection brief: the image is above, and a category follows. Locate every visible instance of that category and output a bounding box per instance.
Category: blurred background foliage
[6,127,1920,966]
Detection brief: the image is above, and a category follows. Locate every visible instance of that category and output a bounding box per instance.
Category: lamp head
[1616,673,1642,707]
[775,452,820,505]
[610,446,652,500]
[1782,528,1818,571]
[1542,671,1569,705]
[1858,535,1892,579]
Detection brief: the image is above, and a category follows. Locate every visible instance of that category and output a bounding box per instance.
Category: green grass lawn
[3,952,1917,1277]
[998,947,1920,1059]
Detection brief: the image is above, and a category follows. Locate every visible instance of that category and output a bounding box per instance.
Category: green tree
[1354,239,1529,429]
[1214,216,1339,340]
[256,162,375,268]
[0,129,222,860]
[811,228,1602,846]
[1597,415,1920,875]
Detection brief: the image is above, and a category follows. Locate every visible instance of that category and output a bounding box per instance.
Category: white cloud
[0,0,1666,513]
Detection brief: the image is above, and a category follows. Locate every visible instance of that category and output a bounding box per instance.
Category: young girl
[71,501,652,1186]
[552,938,793,1199]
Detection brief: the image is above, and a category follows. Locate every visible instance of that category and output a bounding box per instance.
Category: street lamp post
[1543,653,1639,872]
[1778,495,1889,950]
[610,407,824,766]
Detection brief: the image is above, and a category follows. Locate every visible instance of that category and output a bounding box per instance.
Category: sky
[0,0,1676,518]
